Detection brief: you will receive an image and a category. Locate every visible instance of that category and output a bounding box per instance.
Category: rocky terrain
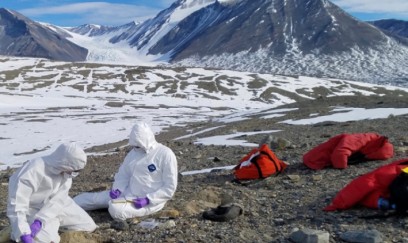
[0,92,408,243]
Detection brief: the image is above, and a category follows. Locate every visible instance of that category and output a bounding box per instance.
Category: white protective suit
[74,122,178,220]
[7,143,97,243]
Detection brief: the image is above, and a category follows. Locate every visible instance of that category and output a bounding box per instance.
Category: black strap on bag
[232,146,284,185]
[249,150,283,179]
[260,151,283,175]
[231,153,265,186]
[250,154,265,179]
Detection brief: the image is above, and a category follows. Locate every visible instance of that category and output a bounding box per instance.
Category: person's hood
[42,142,87,174]
[129,122,158,153]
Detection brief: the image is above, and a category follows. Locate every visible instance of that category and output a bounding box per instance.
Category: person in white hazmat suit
[7,142,97,243]
[74,122,178,220]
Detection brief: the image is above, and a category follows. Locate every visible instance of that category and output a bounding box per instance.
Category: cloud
[332,0,408,15]
[19,2,161,26]
[332,0,408,20]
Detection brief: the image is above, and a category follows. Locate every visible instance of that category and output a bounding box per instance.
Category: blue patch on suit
[148,164,156,172]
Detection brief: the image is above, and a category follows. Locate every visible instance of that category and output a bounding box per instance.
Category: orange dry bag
[234,144,287,180]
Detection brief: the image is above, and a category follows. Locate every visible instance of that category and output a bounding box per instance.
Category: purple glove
[20,234,34,243]
[133,197,150,209]
[30,219,42,237]
[109,189,121,199]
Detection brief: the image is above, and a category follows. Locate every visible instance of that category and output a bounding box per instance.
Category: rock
[312,175,322,181]
[395,146,408,155]
[290,228,330,243]
[287,174,301,182]
[259,135,274,147]
[160,220,176,229]
[219,193,234,206]
[259,135,293,150]
[178,165,187,172]
[340,230,383,243]
[110,219,129,231]
[273,218,285,226]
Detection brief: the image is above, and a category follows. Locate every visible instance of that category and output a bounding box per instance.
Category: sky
[1,56,408,171]
[0,0,407,27]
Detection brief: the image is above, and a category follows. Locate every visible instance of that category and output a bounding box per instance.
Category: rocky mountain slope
[0,8,88,61]
[168,0,408,85]
[66,0,408,85]
[66,22,140,37]
[370,19,408,38]
[2,0,408,85]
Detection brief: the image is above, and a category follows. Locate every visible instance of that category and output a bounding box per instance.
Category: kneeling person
[7,142,97,243]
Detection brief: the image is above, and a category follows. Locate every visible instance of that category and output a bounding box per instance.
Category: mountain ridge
[0,8,88,61]
[51,0,408,85]
[1,1,408,85]
[369,19,408,38]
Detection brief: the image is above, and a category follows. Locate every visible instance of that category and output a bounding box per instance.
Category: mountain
[67,22,140,37]
[162,0,408,85]
[152,0,389,58]
[0,8,87,61]
[104,0,217,56]
[67,0,408,86]
[1,1,408,85]
[369,19,408,38]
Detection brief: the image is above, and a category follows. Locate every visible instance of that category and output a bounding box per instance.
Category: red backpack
[234,144,287,180]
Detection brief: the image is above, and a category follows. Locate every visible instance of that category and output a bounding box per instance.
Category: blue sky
[1,0,407,27]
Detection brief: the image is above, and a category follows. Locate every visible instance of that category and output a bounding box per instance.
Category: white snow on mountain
[175,39,408,86]
[138,0,214,55]
[51,0,407,86]
[58,0,215,65]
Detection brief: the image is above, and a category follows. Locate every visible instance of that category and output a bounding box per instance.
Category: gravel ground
[0,93,408,243]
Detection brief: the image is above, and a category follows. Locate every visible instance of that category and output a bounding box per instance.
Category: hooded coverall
[324,158,408,211]
[7,143,97,243]
[74,122,178,220]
